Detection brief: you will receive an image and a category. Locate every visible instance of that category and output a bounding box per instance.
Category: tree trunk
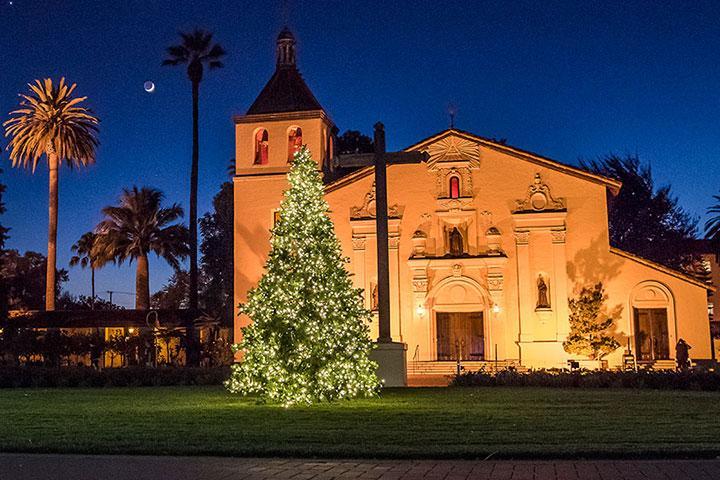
[186,80,200,366]
[135,254,150,310]
[189,80,199,310]
[91,267,95,310]
[46,152,59,311]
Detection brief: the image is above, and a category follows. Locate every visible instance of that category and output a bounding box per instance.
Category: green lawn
[0,386,718,459]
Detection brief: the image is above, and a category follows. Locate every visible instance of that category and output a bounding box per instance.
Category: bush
[451,368,720,391]
[0,366,230,388]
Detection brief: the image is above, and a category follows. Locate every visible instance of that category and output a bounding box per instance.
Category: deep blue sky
[1,1,719,307]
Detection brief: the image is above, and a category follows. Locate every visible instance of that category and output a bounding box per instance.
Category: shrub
[0,366,230,388]
[451,368,720,391]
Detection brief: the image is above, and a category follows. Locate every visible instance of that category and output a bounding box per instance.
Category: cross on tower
[334,123,429,343]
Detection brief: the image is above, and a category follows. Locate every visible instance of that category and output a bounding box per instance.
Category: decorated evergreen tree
[225,147,379,406]
[563,283,620,360]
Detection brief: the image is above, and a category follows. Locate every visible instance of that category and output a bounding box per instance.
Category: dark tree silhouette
[0,167,8,251]
[582,155,701,274]
[200,181,233,326]
[69,231,101,307]
[1,250,68,310]
[704,194,720,257]
[335,130,373,154]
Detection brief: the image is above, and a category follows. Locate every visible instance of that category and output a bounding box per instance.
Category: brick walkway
[1,454,720,479]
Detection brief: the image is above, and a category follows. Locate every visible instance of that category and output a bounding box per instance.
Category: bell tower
[233,28,334,341]
[234,27,334,176]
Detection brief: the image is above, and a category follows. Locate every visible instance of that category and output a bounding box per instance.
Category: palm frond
[92,186,189,268]
[162,29,225,79]
[4,78,99,172]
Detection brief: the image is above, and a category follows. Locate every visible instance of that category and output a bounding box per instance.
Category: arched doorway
[630,281,676,361]
[428,276,489,361]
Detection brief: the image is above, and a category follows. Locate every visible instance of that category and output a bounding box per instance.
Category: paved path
[1,454,720,480]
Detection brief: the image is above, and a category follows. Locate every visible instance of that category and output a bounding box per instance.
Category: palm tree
[70,232,100,307]
[162,29,226,312]
[92,187,189,310]
[3,78,99,311]
[706,193,720,253]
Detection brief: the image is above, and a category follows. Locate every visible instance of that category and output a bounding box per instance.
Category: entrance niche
[630,281,675,361]
[428,276,489,361]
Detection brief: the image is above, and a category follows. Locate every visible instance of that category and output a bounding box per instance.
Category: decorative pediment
[514,173,566,213]
[424,134,481,169]
[350,181,403,219]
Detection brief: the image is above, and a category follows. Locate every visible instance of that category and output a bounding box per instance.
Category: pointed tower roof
[246,28,324,115]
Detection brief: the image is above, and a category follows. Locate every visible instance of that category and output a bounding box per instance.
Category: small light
[492,304,501,314]
[128,327,135,334]
[415,304,426,317]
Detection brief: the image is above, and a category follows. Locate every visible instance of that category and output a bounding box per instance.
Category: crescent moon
[143,81,155,93]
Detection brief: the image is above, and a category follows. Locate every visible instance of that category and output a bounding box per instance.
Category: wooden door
[435,312,484,361]
[634,308,670,361]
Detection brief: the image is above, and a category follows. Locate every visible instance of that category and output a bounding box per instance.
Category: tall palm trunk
[136,254,150,310]
[90,266,95,310]
[185,79,200,366]
[46,152,58,311]
[189,80,199,311]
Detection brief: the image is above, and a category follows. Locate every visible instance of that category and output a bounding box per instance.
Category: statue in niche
[537,275,550,308]
[370,283,379,311]
[449,227,464,256]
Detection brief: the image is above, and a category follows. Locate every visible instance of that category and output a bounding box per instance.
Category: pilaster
[514,230,534,342]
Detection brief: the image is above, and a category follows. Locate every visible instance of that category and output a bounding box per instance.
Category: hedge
[0,366,230,388]
[451,368,720,391]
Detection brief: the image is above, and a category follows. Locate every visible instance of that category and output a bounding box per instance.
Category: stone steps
[408,361,526,375]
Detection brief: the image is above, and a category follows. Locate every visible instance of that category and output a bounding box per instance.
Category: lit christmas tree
[225,146,380,406]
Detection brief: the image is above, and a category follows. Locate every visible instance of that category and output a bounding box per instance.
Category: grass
[0,386,719,459]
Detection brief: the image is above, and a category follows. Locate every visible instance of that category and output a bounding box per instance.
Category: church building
[233,29,713,381]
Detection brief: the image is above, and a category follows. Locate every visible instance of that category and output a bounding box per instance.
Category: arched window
[449,176,460,199]
[254,129,269,165]
[287,126,302,162]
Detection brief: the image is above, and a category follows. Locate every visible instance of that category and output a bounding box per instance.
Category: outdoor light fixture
[415,304,426,317]
[492,303,501,314]
[128,327,135,334]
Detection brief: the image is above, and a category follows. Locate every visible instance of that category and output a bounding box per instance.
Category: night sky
[1,1,719,307]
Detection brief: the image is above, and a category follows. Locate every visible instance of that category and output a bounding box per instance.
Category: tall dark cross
[334,123,429,343]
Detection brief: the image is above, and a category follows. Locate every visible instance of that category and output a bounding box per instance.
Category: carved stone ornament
[487,274,504,292]
[551,228,567,244]
[514,173,566,213]
[412,278,428,292]
[388,234,401,249]
[514,230,530,245]
[437,198,474,211]
[352,236,366,250]
[425,134,481,169]
[350,181,403,219]
[451,264,463,277]
[486,226,502,252]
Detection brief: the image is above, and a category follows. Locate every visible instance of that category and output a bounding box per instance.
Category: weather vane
[447,103,458,129]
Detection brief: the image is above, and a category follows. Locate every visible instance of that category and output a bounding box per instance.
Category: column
[351,235,367,302]
[487,268,505,361]
[388,233,402,341]
[410,263,429,361]
[514,230,533,342]
[551,228,569,339]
